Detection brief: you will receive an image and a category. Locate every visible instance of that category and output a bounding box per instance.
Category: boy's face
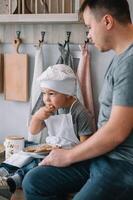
[42,88,68,109]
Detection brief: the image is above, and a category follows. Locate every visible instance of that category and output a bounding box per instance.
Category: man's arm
[79,135,91,142]
[40,105,133,167]
[70,105,133,163]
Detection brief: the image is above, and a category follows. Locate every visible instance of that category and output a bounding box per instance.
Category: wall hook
[64,31,71,47]
[13,31,22,53]
[66,31,71,43]
[39,31,45,46]
[16,31,21,39]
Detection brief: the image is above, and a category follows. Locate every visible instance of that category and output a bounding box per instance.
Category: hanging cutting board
[0,54,3,93]
[4,38,28,102]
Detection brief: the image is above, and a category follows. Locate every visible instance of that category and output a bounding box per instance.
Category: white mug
[4,136,24,159]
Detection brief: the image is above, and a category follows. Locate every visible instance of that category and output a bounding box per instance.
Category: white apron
[45,100,80,148]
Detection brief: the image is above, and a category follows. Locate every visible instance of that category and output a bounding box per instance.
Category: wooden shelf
[0,13,79,23]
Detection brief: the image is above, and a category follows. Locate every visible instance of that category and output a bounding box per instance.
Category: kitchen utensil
[37,0,49,13]
[0,0,9,14]
[11,0,18,13]
[13,0,32,14]
[0,54,3,93]
[4,37,28,102]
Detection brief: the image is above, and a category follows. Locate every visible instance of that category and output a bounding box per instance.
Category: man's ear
[103,14,114,30]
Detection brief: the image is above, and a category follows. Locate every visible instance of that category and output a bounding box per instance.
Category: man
[22,0,133,199]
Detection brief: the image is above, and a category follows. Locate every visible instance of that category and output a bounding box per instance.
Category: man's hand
[39,148,72,167]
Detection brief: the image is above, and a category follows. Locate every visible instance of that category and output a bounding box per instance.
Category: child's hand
[33,105,55,121]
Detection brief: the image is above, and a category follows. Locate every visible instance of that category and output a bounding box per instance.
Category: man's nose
[87,33,94,44]
[87,32,92,43]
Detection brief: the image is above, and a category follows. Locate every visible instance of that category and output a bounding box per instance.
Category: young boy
[0,64,93,195]
[29,64,93,147]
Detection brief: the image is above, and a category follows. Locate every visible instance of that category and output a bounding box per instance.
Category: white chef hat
[37,64,76,96]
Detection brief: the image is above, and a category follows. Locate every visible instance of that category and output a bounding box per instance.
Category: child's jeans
[0,140,41,183]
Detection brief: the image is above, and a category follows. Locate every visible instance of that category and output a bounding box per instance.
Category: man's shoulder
[118,43,133,63]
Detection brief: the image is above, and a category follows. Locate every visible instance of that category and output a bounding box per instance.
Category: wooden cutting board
[0,54,3,93]
[4,43,28,102]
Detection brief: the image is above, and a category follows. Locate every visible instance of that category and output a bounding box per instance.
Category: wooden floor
[11,190,24,200]
[0,196,8,200]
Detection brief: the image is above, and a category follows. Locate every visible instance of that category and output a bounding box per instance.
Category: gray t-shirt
[57,99,93,139]
[98,44,133,164]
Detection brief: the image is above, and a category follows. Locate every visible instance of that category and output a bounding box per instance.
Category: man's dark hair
[79,0,131,24]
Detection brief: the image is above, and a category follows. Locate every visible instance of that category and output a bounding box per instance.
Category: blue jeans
[16,140,40,179]
[15,159,40,180]
[0,141,40,181]
[22,156,133,200]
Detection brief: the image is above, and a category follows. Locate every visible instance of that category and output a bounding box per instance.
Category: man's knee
[22,170,33,193]
[22,166,60,195]
[22,167,42,193]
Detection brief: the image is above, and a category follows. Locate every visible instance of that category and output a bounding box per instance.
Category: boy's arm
[29,105,55,135]
[28,114,45,135]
